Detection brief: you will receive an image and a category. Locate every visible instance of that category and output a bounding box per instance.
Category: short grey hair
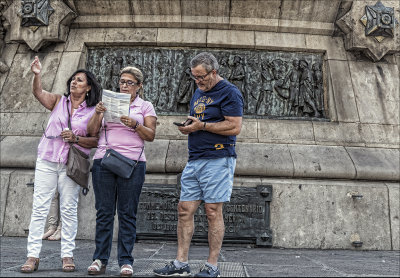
[120,66,144,98]
[190,52,219,72]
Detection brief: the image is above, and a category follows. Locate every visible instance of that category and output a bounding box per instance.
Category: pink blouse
[93,96,157,162]
[37,96,96,164]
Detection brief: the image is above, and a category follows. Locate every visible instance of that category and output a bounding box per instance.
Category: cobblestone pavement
[1,236,399,277]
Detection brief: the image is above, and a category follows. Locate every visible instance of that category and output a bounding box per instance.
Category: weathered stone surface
[0,52,61,113]
[256,32,307,52]
[133,15,181,28]
[305,35,347,61]
[350,61,399,125]
[0,43,18,93]
[157,28,207,47]
[103,28,158,46]
[236,119,258,142]
[207,30,255,49]
[0,112,49,136]
[144,139,169,173]
[279,0,341,23]
[73,0,131,15]
[230,0,281,19]
[360,123,400,148]
[2,170,35,237]
[327,60,360,122]
[76,176,97,240]
[258,119,314,144]
[231,17,279,32]
[72,15,134,28]
[51,51,85,95]
[386,182,400,250]
[235,143,293,177]
[0,169,13,234]
[154,116,190,140]
[271,180,392,250]
[0,136,40,168]
[346,147,400,181]
[181,0,230,29]
[313,122,363,147]
[165,140,188,173]
[65,28,107,52]
[279,20,334,36]
[289,145,356,179]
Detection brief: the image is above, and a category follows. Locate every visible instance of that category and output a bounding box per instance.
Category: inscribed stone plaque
[87,47,326,120]
[136,184,272,246]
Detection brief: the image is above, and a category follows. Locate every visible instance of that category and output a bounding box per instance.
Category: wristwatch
[75,136,79,143]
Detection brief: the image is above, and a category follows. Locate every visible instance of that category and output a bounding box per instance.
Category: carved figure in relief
[155,55,171,110]
[256,60,274,115]
[299,60,320,117]
[229,56,246,108]
[111,57,123,91]
[312,62,324,115]
[284,59,301,116]
[218,56,231,80]
[176,67,196,112]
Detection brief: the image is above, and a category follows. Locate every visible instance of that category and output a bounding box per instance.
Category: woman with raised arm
[21,56,101,273]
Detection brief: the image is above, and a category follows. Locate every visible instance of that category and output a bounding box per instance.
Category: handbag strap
[66,99,89,196]
[103,124,144,162]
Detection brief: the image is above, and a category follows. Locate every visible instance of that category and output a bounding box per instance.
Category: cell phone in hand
[173,119,193,126]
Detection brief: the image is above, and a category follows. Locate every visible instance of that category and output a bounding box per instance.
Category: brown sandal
[62,257,75,272]
[21,257,39,273]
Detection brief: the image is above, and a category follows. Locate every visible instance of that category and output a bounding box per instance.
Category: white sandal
[120,264,133,277]
[88,259,106,275]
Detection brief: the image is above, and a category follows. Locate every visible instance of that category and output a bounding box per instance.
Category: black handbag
[65,100,90,195]
[100,126,144,178]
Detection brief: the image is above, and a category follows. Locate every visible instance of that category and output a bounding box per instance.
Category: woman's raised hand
[31,56,42,75]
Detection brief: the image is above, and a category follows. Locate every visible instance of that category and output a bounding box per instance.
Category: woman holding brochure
[86,66,157,277]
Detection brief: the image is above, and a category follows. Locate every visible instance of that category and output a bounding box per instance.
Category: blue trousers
[91,159,146,267]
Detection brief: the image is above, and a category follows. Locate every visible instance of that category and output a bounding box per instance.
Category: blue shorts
[180,157,236,203]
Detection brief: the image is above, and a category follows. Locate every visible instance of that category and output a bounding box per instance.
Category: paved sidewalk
[1,236,399,277]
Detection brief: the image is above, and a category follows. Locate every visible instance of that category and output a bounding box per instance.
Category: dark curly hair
[64,69,102,107]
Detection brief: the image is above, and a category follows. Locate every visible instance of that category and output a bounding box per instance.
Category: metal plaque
[136,184,272,246]
[87,47,326,120]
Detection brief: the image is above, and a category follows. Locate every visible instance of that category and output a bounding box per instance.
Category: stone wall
[0,0,399,250]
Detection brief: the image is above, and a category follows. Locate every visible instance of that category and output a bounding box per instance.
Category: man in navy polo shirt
[154,52,243,277]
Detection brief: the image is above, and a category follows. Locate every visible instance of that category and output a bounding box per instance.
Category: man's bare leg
[204,203,224,265]
[176,200,201,262]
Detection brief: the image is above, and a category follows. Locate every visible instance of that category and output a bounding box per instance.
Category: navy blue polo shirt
[188,79,243,161]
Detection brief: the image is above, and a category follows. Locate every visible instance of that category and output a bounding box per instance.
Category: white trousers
[27,158,80,258]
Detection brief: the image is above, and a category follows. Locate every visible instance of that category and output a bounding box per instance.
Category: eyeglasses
[119,80,139,87]
[42,118,64,139]
[189,71,212,81]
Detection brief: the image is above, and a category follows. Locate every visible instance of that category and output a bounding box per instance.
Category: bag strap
[66,98,89,196]
[103,124,144,162]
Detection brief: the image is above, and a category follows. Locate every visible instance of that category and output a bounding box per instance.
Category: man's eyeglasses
[189,71,212,81]
[119,80,139,87]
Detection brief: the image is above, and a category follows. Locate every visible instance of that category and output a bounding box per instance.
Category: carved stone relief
[336,0,399,61]
[20,0,54,28]
[3,0,76,51]
[87,47,326,119]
